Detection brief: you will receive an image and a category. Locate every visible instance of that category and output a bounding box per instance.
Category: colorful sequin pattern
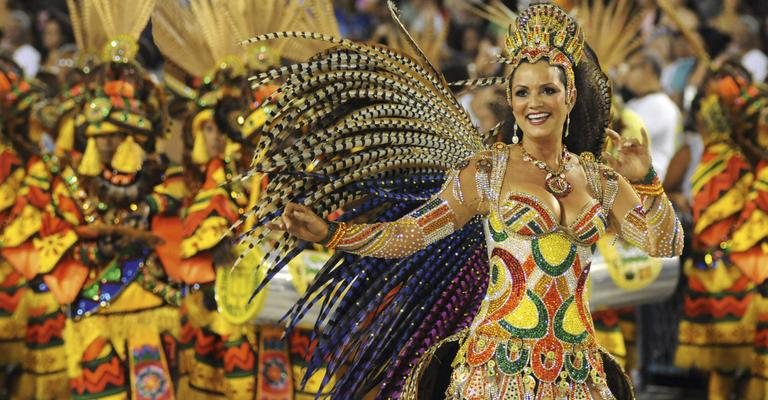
[447,148,615,400]
[335,197,456,258]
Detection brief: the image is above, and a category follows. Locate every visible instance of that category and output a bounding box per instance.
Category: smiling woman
[508,62,573,165]
[233,2,684,399]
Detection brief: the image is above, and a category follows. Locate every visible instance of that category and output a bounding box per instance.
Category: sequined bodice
[498,192,605,245]
[447,148,615,400]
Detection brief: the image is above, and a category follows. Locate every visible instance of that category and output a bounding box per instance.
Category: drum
[589,235,681,311]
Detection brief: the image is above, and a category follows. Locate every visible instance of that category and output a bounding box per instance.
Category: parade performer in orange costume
[0,55,72,399]
[152,1,339,398]
[36,1,188,398]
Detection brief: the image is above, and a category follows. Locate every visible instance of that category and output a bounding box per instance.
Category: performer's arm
[284,154,492,259]
[610,167,684,258]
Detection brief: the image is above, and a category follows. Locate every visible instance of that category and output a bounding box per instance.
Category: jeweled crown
[503,3,584,102]
[504,3,584,67]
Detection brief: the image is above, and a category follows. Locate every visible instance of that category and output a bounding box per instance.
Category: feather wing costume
[235,3,493,397]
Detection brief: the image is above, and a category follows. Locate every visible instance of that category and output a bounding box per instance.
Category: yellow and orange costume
[16,1,192,398]
[152,1,339,398]
[0,56,72,399]
[673,67,768,400]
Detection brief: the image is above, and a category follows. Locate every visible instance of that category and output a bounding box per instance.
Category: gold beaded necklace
[519,144,573,199]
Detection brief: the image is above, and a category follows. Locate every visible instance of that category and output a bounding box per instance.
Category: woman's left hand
[602,128,652,182]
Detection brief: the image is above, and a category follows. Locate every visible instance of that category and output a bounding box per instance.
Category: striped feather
[232,2,489,397]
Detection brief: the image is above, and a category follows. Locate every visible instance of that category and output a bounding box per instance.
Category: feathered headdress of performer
[152,0,340,159]
[65,0,162,178]
[152,0,338,82]
[234,2,610,398]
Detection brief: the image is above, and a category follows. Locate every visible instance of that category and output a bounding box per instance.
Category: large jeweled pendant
[545,173,572,199]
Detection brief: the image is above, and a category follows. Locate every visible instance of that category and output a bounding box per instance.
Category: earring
[512,121,519,144]
[565,116,571,138]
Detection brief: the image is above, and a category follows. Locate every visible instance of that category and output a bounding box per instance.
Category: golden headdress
[455,1,610,156]
[153,0,340,165]
[152,0,247,82]
[461,0,637,74]
[66,0,155,64]
[501,3,584,102]
[230,0,340,67]
[458,1,585,102]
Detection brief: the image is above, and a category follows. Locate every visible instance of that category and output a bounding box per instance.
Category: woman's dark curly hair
[567,44,612,157]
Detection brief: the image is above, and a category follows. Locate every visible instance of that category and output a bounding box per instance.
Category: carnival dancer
[726,84,768,399]
[673,65,757,400]
[234,3,683,399]
[152,1,339,398]
[29,1,191,398]
[0,55,72,399]
[680,78,768,400]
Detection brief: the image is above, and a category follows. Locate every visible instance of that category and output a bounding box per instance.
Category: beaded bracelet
[632,166,658,185]
[320,221,348,249]
[631,167,664,196]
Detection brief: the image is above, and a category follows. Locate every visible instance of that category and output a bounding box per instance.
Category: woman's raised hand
[266,202,329,243]
[602,128,653,182]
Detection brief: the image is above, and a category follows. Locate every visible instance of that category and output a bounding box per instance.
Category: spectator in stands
[620,50,682,180]
[661,32,698,106]
[0,10,40,77]
[730,14,768,83]
[40,10,74,74]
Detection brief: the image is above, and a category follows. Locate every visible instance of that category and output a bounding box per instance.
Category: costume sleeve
[615,171,684,258]
[328,196,457,258]
[584,157,683,258]
[146,165,187,216]
[618,193,684,257]
[324,152,493,259]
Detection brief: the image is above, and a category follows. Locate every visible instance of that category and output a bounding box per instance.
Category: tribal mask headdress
[694,62,751,147]
[66,0,163,177]
[730,84,768,163]
[153,0,340,166]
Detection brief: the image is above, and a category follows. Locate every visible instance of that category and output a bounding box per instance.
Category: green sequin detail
[553,297,588,343]
[102,264,123,282]
[82,284,99,301]
[565,350,590,383]
[495,343,530,375]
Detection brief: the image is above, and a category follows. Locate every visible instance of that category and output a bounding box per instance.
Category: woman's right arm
[276,155,491,259]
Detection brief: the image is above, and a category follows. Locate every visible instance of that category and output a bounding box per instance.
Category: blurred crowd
[3,0,767,147]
